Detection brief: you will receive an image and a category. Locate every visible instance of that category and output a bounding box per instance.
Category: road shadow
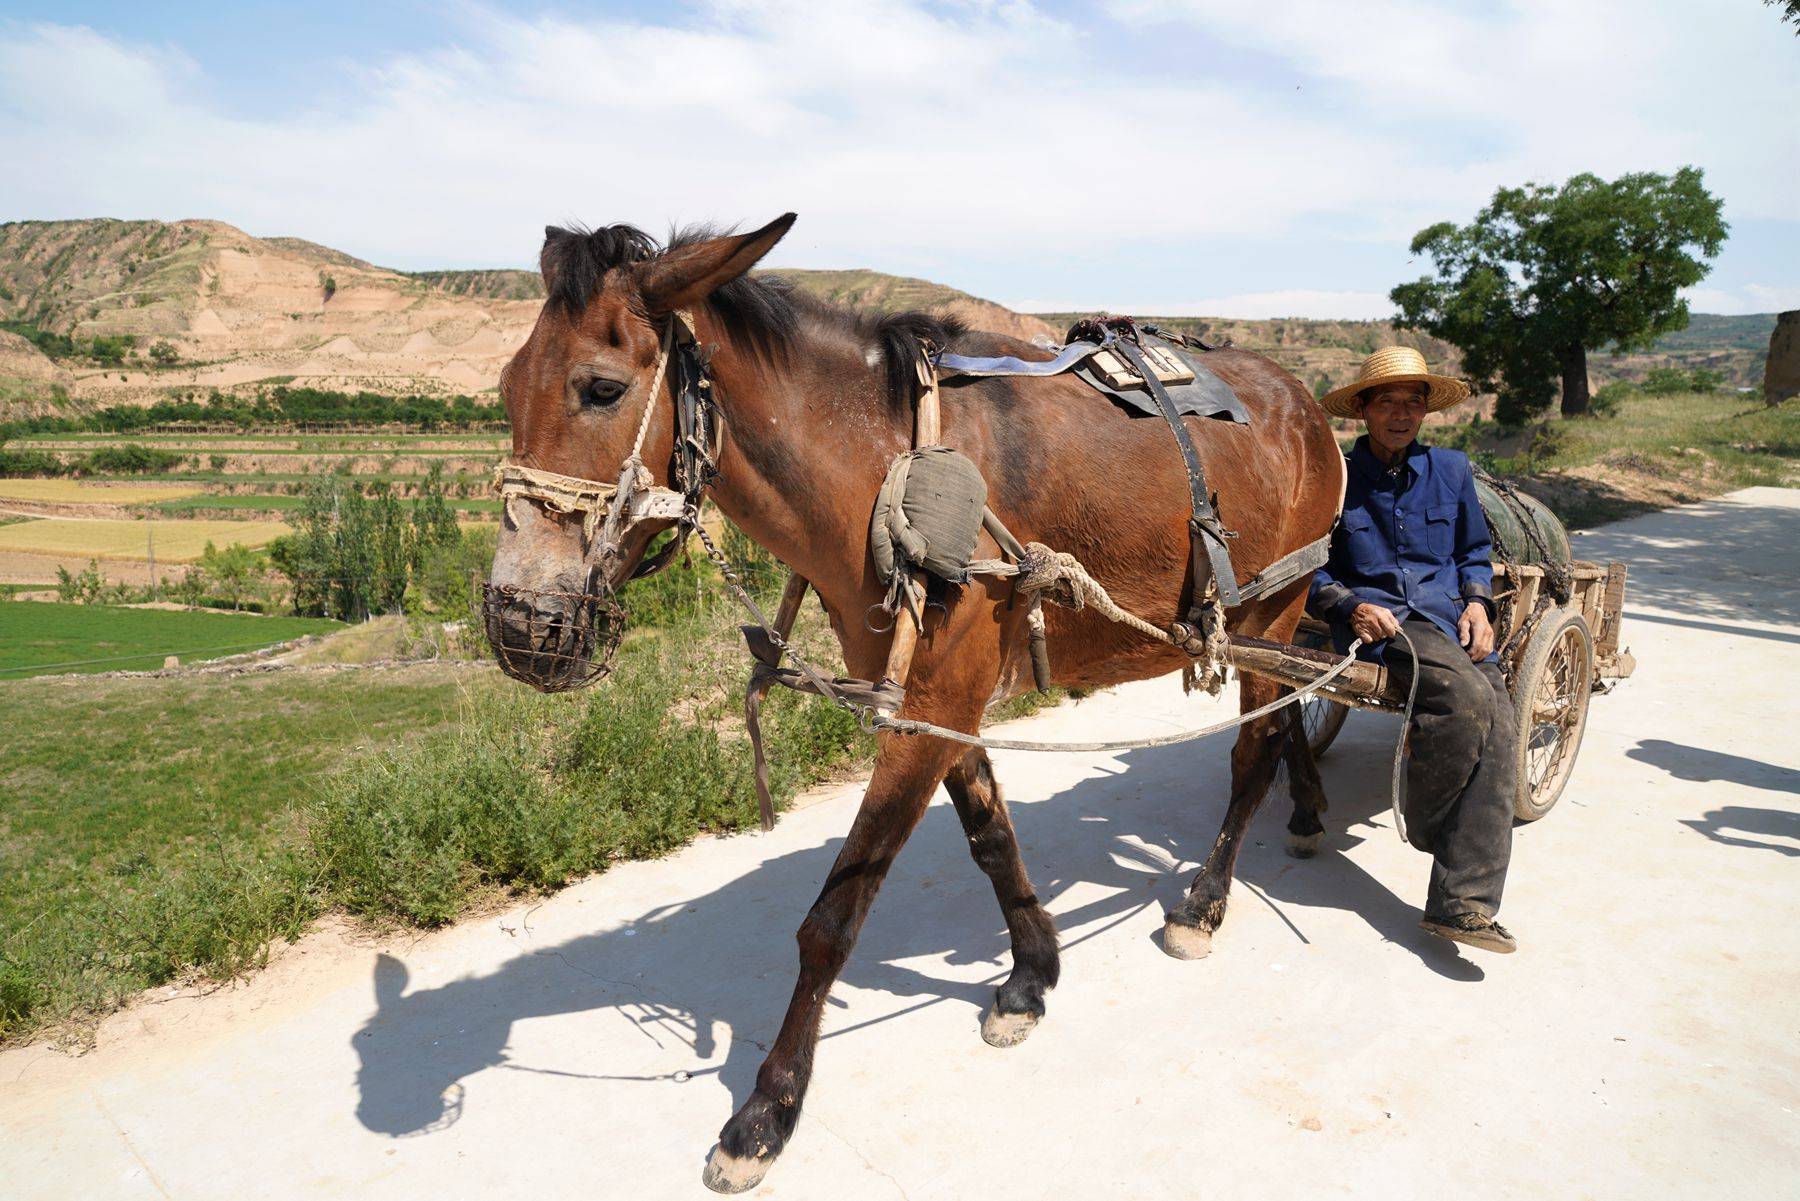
[1627,738,1800,796]
[350,705,1472,1139]
[1678,805,1800,858]
[1573,491,1800,626]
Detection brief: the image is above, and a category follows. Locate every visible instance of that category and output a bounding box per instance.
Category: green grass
[0,601,340,678]
[1537,392,1796,476]
[1483,392,1798,528]
[0,664,476,1041]
[0,576,960,1045]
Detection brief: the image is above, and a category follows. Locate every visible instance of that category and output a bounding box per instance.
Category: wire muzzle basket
[482,582,628,693]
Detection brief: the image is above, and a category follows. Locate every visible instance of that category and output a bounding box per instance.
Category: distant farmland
[0,600,339,677]
[0,479,204,504]
[0,517,291,561]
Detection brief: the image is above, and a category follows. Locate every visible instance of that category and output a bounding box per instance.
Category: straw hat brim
[1319,372,1470,419]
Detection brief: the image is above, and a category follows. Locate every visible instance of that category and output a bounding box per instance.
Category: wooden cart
[1228,559,1635,821]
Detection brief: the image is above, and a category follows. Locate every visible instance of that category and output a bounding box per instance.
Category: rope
[1015,542,1177,647]
[623,314,681,471]
[491,312,684,545]
[873,639,1365,753]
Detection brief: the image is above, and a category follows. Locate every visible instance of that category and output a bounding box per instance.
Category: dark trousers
[1385,616,1518,919]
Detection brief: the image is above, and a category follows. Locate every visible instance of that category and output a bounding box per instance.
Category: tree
[1767,1,1800,34]
[1391,168,1727,422]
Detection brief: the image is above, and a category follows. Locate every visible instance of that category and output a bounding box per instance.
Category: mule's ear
[539,225,577,293]
[638,213,797,316]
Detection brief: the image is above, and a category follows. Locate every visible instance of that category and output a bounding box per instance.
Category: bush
[1590,379,1635,417]
[1641,366,1724,395]
[0,446,70,477]
[82,444,185,475]
[309,619,868,926]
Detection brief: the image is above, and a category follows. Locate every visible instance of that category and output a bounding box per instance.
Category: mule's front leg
[944,747,1060,1047]
[1162,674,1288,960]
[703,731,963,1194]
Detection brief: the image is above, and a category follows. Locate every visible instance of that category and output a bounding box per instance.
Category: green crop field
[0,601,340,677]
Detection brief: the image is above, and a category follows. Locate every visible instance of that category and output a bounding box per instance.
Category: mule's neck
[691,309,910,611]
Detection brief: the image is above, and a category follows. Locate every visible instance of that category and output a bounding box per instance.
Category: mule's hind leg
[1161,672,1288,960]
[944,747,1060,1047]
[1281,706,1330,859]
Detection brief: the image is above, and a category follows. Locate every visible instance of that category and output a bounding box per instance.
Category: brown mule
[487,215,1342,1192]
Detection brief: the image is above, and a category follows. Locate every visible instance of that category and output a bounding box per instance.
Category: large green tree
[1391,168,1726,422]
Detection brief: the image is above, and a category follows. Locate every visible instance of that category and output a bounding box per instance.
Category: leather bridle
[492,308,722,585]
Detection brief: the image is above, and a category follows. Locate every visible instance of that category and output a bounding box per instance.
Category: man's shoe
[1420,912,1517,954]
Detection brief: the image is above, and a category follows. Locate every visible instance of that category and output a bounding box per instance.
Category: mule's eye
[581,378,627,408]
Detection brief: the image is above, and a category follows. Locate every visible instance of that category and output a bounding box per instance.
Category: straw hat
[1319,346,1470,418]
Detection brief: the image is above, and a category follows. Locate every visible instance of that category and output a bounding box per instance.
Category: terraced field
[0,479,204,504]
[0,427,507,584]
[0,517,291,561]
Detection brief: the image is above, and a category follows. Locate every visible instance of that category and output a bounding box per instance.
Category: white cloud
[1010,289,1396,320]
[1683,284,1800,315]
[0,2,1791,317]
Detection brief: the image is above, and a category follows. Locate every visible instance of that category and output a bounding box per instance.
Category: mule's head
[487,214,795,690]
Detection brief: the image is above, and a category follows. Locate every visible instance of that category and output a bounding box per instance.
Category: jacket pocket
[1339,508,1385,562]
[1425,503,1457,558]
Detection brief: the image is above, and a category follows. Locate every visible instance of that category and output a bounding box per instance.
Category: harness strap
[1236,534,1332,605]
[1111,335,1242,612]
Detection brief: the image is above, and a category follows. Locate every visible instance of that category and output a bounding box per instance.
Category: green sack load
[870,445,989,586]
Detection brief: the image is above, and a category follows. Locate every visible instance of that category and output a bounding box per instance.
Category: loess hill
[0,218,1775,424]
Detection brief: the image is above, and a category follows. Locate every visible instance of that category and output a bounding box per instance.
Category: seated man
[1309,348,1519,954]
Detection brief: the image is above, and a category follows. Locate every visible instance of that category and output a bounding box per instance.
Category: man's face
[1359,383,1429,458]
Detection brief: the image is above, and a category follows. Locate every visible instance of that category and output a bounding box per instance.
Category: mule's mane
[541,222,967,409]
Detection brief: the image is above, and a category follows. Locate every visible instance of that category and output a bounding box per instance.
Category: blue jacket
[1308,437,1496,663]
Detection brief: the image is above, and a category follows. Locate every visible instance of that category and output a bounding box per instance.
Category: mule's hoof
[1286,830,1323,859]
[702,1145,771,1194]
[1160,921,1213,960]
[981,1008,1040,1048]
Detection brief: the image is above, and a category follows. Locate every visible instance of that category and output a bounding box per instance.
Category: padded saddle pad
[1074,335,1248,424]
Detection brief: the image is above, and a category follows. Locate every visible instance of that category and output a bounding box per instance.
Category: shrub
[1641,366,1724,396]
[82,444,184,474]
[1590,379,1635,417]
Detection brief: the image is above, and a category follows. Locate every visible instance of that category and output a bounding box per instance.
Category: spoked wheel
[1298,686,1350,758]
[1293,626,1349,757]
[1511,607,1595,821]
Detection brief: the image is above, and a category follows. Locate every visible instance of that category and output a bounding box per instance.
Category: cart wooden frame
[1231,559,1635,821]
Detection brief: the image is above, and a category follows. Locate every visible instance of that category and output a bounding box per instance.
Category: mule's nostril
[482,582,627,693]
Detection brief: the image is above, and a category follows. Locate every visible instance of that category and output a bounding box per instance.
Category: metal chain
[687,505,875,727]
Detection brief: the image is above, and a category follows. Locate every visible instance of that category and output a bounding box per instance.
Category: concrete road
[6,488,1798,1200]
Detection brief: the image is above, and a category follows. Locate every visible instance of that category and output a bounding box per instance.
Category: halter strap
[493,309,708,557]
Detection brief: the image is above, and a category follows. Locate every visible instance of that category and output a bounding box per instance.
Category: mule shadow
[350,702,1477,1138]
[1678,805,1800,858]
[1627,738,1800,797]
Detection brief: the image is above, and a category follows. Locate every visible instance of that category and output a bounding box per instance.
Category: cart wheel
[1511,608,1594,821]
[1298,688,1349,758]
[1293,627,1350,757]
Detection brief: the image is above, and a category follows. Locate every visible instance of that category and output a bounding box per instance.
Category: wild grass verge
[1,543,1031,1045]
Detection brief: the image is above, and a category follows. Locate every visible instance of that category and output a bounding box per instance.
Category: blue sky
[1,1,1794,317]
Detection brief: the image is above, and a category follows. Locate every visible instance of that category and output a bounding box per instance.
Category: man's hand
[1458,602,1495,661]
[1349,602,1401,645]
